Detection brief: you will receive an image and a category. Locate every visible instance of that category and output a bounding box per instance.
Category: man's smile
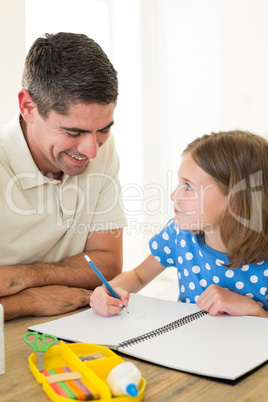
[65,152,89,165]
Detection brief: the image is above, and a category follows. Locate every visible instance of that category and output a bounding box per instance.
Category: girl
[90,130,268,318]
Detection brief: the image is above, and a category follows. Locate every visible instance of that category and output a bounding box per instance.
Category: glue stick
[106,362,141,397]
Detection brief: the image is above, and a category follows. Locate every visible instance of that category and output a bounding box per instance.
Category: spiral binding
[118,310,207,348]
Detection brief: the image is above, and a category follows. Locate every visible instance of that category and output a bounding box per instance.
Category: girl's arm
[89,254,166,316]
[197,284,268,318]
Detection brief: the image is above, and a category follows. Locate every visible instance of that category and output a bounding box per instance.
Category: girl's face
[170,154,228,238]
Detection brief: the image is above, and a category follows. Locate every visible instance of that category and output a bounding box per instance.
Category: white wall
[0,0,26,125]
[1,0,268,276]
[220,0,268,135]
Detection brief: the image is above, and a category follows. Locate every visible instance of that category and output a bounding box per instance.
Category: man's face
[25,102,115,178]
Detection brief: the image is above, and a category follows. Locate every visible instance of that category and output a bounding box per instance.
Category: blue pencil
[84,255,129,313]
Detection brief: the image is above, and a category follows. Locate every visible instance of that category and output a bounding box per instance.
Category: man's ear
[18,90,36,124]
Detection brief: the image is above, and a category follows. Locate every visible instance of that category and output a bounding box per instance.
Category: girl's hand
[196,284,268,318]
[89,285,130,316]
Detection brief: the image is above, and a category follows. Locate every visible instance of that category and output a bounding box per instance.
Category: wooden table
[1,310,268,402]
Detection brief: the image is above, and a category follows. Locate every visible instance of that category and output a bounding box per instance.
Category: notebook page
[29,294,201,347]
[119,312,268,380]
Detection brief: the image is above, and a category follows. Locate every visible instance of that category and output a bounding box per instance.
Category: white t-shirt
[0,115,126,265]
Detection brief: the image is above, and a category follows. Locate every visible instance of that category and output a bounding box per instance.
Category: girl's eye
[186,182,193,191]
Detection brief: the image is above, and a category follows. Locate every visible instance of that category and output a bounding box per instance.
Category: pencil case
[27,340,146,401]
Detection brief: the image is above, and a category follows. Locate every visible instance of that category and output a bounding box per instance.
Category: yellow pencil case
[28,341,146,401]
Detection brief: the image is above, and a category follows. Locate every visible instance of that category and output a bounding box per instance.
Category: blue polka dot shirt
[149,219,268,310]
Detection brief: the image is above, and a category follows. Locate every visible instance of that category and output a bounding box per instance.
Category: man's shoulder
[0,115,21,150]
[0,115,27,169]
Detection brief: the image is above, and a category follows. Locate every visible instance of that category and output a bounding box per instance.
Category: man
[0,32,126,320]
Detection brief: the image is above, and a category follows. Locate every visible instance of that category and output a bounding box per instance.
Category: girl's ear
[226,194,240,223]
[18,90,36,124]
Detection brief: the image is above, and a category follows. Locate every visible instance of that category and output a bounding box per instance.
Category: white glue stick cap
[107,362,141,397]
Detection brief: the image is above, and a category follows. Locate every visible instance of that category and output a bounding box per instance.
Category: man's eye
[66,132,80,138]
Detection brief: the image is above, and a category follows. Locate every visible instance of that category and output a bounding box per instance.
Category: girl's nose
[170,186,182,206]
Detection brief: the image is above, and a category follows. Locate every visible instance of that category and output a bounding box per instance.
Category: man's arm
[0,229,123,296]
[0,286,92,321]
[0,228,123,320]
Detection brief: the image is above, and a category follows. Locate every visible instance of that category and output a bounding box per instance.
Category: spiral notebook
[29,293,268,380]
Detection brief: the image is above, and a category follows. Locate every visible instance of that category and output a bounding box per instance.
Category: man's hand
[0,229,124,299]
[1,285,92,321]
[196,284,268,317]
[0,265,30,297]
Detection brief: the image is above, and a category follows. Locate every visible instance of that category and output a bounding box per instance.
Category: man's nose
[77,134,99,159]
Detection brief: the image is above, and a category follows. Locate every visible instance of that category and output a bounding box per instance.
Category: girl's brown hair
[183,130,268,268]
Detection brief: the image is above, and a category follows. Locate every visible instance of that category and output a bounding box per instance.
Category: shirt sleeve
[149,218,177,267]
